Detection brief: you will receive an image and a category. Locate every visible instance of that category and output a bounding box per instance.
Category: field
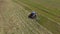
[0,0,60,34]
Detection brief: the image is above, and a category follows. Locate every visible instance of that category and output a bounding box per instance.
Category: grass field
[0,0,60,34]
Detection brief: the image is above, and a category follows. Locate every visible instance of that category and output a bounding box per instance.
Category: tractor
[28,12,36,19]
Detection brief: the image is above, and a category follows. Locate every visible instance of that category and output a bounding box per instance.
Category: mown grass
[13,0,60,34]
